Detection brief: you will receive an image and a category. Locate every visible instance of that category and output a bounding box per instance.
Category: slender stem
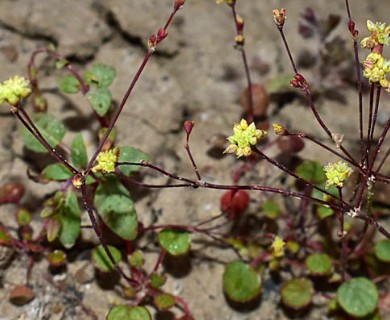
[253,147,348,206]
[277,28,298,74]
[184,141,202,181]
[365,84,376,166]
[85,6,182,175]
[230,5,254,122]
[80,182,139,288]
[11,106,79,175]
[301,134,361,170]
[344,0,365,160]
[85,52,153,174]
[337,187,347,281]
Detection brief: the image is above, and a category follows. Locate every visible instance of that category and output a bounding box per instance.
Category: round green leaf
[58,190,81,248]
[94,178,138,241]
[129,250,144,268]
[337,277,378,317]
[0,224,12,245]
[317,205,335,219]
[16,209,32,226]
[42,163,73,181]
[92,245,121,272]
[374,239,390,263]
[158,229,191,256]
[87,88,112,117]
[262,200,280,219]
[150,273,167,289]
[107,305,151,320]
[154,293,175,311]
[21,113,66,153]
[71,133,88,169]
[117,146,150,175]
[47,250,67,267]
[59,76,80,94]
[295,160,325,184]
[281,278,313,309]
[84,64,116,88]
[223,260,262,303]
[305,253,333,276]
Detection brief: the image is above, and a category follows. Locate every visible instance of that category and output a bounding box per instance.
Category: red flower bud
[157,28,168,42]
[294,73,305,83]
[348,21,355,33]
[174,0,185,10]
[290,79,300,88]
[184,121,194,135]
[220,190,250,219]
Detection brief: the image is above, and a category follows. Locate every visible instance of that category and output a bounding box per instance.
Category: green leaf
[158,229,191,256]
[94,178,138,241]
[84,64,116,88]
[71,133,88,169]
[295,160,326,184]
[223,260,262,303]
[22,113,66,153]
[150,273,167,289]
[55,60,69,69]
[281,278,314,309]
[47,250,67,267]
[129,250,144,268]
[305,253,333,276]
[262,200,280,219]
[0,224,12,245]
[374,239,390,263]
[42,163,73,181]
[107,305,151,320]
[92,244,122,272]
[267,73,295,93]
[46,217,60,242]
[117,146,150,175]
[87,88,112,117]
[58,76,80,94]
[16,209,32,226]
[58,190,81,248]
[312,181,338,200]
[317,205,335,219]
[154,293,175,311]
[337,277,378,317]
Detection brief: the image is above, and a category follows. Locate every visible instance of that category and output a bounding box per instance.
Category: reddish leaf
[9,285,35,305]
[0,182,25,204]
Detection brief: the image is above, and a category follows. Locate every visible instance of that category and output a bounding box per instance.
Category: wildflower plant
[0,0,390,319]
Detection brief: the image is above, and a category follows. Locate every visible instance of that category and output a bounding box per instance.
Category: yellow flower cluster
[271,236,285,258]
[224,119,267,158]
[323,161,353,189]
[361,20,390,93]
[362,53,390,88]
[92,148,119,174]
[0,76,32,106]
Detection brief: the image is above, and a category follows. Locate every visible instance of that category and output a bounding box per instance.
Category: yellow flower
[216,0,235,4]
[324,161,353,189]
[271,236,285,258]
[0,76,31,106]
[92,148,119,174]
[224,119,267,158]
[272,123,287,136]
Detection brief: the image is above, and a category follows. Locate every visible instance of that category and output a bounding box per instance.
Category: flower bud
[174,0,185,10]
[184,120,194,135]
